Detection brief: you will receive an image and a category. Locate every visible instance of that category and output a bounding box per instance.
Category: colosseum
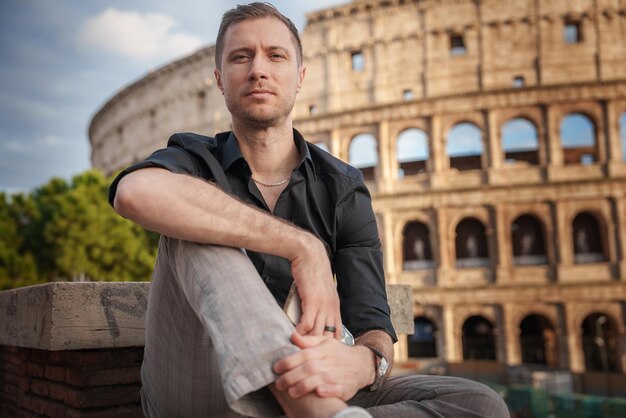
[90,0,626,380]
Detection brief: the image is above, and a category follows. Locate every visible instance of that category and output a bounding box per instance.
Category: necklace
[251,176,290,187]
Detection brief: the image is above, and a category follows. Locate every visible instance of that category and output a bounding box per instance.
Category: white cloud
[3,140,27,152]
[39,135,62,148]
[79,9,204,61]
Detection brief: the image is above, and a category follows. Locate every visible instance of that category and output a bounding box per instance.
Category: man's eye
[271,53,285,60]
[234,55,249,62]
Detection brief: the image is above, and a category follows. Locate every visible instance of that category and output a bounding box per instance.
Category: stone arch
[572,211,607,264]
[408,316,438,358]
[455,217,489,268]
[397,128,429,177]
[508,305,559,337]
[443,113,485,132]
[462,315,496,360]
[395,211,437,273]
[519,314,558,367]
[501,117,539,165]
[581,312,621,372]
[560,112,597,165]
[511,214,547,265]
[446,122,484,171]
[349,133,378,181]
[402,220,433,270]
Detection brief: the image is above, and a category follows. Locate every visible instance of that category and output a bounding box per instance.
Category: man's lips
[246,89,274,97]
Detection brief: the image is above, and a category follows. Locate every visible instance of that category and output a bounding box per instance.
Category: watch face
[378,356,389,375]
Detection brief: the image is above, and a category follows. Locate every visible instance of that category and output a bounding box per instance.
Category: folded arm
[273,180,396,400]
[113,167,341,337]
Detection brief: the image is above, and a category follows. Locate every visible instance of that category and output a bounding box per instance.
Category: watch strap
[363,345,387,392]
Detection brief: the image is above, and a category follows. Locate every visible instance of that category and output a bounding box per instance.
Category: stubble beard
[225,89,296,130]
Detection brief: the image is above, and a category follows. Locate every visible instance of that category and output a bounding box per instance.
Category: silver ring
[324,325,337,333]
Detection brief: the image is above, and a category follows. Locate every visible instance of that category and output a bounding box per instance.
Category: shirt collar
[221,131,243,172]
[221,129,316,180]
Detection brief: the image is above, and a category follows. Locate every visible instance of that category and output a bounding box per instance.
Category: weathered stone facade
[90,0,626,373]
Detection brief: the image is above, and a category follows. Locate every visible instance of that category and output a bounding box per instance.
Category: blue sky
[0,0,345,194]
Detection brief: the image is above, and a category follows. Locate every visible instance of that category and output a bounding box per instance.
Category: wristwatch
[364,346,388,391]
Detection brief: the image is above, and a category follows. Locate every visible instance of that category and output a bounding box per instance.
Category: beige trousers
[140,237,509,418]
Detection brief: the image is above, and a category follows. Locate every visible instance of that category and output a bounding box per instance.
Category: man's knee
[381,375,510,418]
[454,378,509,418]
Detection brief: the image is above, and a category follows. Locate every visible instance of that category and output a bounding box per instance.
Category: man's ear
[214,68,224,94]
[296,65,306,93]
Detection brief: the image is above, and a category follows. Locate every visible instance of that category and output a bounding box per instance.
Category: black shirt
[109,129,397,342]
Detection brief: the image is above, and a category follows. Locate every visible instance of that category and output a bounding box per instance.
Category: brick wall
[0,345,144,418]
[0,282,412,417]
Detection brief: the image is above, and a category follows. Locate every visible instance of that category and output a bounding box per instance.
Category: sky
[0,0,346,194]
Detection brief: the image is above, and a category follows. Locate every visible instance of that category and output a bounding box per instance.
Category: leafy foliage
[0,170,158,290]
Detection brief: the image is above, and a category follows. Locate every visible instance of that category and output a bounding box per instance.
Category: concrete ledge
[0,282,149,351]
[386,284,413,334]
[0,282,412,351]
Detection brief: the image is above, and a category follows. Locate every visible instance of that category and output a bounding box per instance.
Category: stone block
[65,404,144,418]
[29,379,50,397]
[1,282,413,351]
[386,284,413,334]
[0,282,149,350]
[44,365,66,382]
[65,367,140,387]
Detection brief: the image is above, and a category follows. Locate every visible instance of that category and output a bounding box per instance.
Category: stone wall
[89,0,626,176]
[0,282,412,418]
[0,346,143,418]
[0,282,149,418]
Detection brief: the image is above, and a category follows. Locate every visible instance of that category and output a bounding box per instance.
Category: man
[110,3,509,417]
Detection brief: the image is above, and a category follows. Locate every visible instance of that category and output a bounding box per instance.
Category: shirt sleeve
[334,183,398,343]
[108,138,209,208]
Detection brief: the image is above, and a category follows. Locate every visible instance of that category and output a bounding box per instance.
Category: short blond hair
[215,2,303,69]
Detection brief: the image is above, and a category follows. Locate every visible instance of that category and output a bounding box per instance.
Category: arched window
[462,316,496,360]
[560,113,597,165]
[408,316,438,358]
[349,133,378,181]
[511,215,547,265]
[572,212,606,264]
[313,142,330,153]
[582,313,620,372]
[501,118,539,165]
[403,221,433,270]
[520,314,557,367]
[397,128,429,177]
[620,112,626,162]
[447,123,483,171]
[455,218,489,268]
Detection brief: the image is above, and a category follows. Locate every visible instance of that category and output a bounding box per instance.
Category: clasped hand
[281,238,371,399]
[289,239,342,339]
[273,332,372,401]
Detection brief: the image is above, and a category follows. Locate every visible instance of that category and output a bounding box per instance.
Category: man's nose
[248,56,269,81]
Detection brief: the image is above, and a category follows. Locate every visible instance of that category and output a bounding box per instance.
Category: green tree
[16,177,69,279]
[43,170,157,282]
[1,170,158,289]
[0,192,38,290]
